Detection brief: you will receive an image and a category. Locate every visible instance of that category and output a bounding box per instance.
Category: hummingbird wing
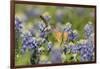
[40,15,48,27]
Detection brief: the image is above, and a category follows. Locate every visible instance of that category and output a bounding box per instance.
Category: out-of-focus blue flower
[77,39,94,61]
[79,45,87,55]
[64,22,79,41]
[42,12,51,22]
[66,42,79,54]
[30,43,36,49]
[76,8,85,16]
[39,34,48,45]
[65,43,72,53]
[38,22,46,32]
[84,22,94,38]
[21,36,29,52]
[71,46,79,54]
[47,42,53,51]
[15,17,23,31]
[28,28,35,37]
[50,48,62,63]
[80,52,93,61]
[72,30,79,40]
[21,32,40,53]
[44,15,51,22]
[68,31,74,41]
[55,10,64,22]
[39,32,46,38]
[87,33,94,47]
[38,21,49,44]
[68,30,79,41]
[25,8,42,17]
[64,22,72,32]
[28,37,39,49]
[39,32,48,41]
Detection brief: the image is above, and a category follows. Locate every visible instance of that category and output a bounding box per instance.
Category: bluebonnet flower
[66,42,78,53]
[64,22,72,32]
[29,37,39,49]
[15,17,23,31]
[28,36,33,43]
[71,45,79,54]
[21,32,40,53]
[79,45,87,55]
[39,32,46,38]
[80,52,93,61]
[15,17,24,41]
[39,32,48,43]
[42,12,51,22]
[44,15,51,22]
[38,21,46,32]
[77,39,94,61]
[64,22,79,41]
[28,28,35,37]
[63,42,80,62]
[84,22,94,38]
[72,30,79,40]
[68,31,74,41]
[30,43,36,49]
[68,30,79,41]
[87,33,94,47]
[38,21,50,43]
[47,42,53,51]
[65,43,72,53]
[21,36,29,53]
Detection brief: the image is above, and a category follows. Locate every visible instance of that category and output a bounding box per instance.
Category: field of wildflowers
[15,4,95,66]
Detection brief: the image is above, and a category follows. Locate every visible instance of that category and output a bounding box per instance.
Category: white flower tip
[69,42,75,46]
[88,21,92,25]
[48,41,52,44]
[66,22,72,27]
[73,29,78,34]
